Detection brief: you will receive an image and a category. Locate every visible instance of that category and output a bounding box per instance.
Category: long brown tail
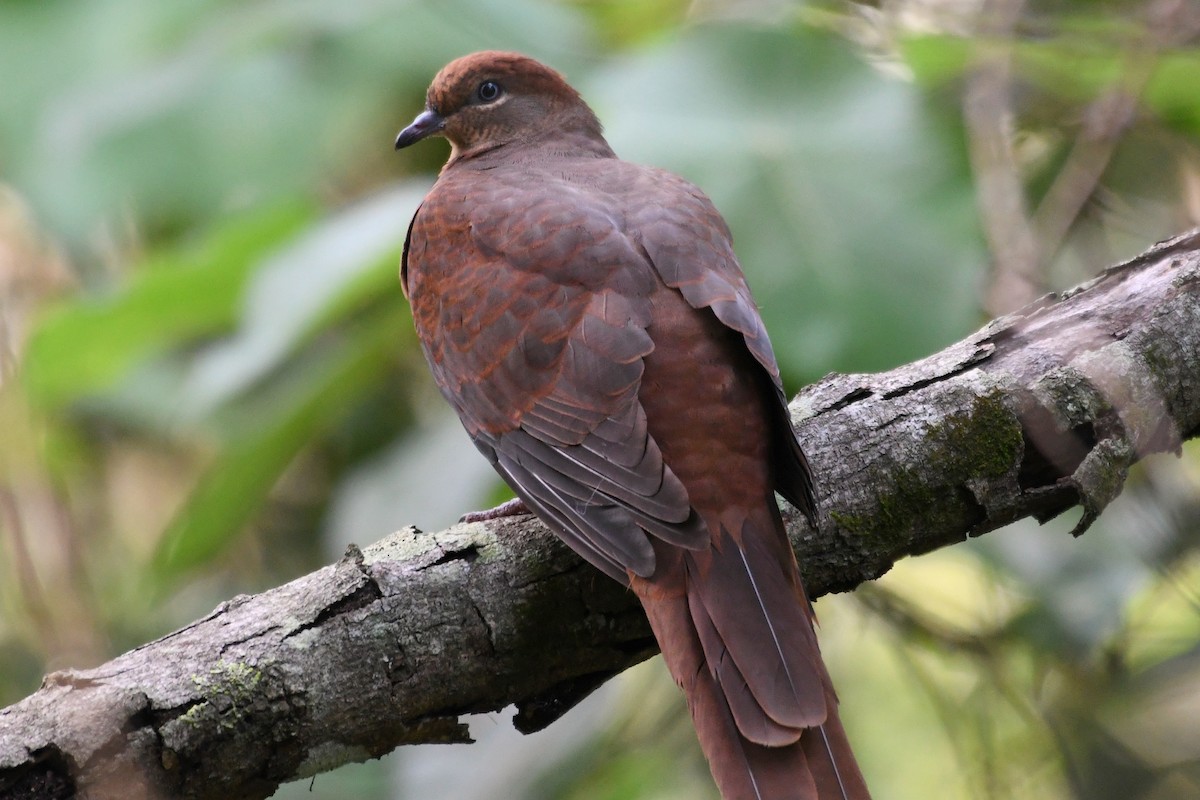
[633,507,870,800]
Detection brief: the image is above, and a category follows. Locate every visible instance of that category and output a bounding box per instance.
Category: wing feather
[408,169,710,580]
[631,171,816,519]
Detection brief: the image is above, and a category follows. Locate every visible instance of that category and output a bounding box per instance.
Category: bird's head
[394,51,609,163]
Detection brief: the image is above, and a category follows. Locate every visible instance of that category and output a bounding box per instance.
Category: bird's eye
[476,80,502,103]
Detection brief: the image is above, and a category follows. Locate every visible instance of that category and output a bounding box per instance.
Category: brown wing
[629,168,815,519]
[404,168,706,582]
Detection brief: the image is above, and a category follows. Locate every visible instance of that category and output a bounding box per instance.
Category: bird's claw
[460,497,528,523]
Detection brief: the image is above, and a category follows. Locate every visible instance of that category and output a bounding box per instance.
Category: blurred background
[2,0,1199,797]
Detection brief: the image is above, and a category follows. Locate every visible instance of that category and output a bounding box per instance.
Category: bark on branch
[3,230,1199,800]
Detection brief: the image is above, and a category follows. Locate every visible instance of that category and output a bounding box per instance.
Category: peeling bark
[2,229,1198,800]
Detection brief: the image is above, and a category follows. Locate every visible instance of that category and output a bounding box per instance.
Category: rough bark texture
[2,230,1199,800]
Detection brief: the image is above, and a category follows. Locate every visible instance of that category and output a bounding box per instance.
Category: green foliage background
[1,1,1198,798]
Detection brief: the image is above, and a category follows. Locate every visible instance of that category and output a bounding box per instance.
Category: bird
[395,51,871,800]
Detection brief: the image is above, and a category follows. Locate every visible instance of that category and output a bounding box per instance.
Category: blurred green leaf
[0,0,599,251]
[569,0,691,47]
[899,34,972,86]
[152,305,409,578]
[902,33,1200,138]
[22,201,314,407]
[178,184,423,416]
[1146,52,1200,137]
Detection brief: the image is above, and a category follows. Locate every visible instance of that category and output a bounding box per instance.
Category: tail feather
[688,518,828,733]
[633,508,871,800]
[693,674,819,800]
[805,711,868,799]
[690,588,799,747]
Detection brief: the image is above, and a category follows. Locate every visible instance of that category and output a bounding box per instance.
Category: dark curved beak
[395,108,445,150]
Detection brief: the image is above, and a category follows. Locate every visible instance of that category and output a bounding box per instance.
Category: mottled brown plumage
[396,51,870,800]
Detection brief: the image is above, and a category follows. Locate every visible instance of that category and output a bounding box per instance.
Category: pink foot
[460,497,529,523]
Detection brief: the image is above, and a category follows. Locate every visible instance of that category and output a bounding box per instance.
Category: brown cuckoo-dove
[395,51,871,800]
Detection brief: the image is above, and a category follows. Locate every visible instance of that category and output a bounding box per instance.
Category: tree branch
[3,230,1199,800]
